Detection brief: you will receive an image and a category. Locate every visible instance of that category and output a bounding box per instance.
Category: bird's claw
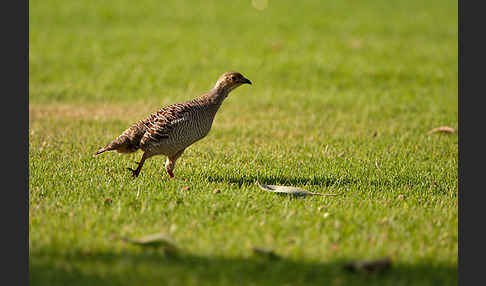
[127,167,139,178]
[167,170,175,179]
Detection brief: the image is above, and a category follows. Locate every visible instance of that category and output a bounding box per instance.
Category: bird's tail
[93,145,115,157]
[93,134,126,157]
[93,123,145,158]
[93,132,141,158]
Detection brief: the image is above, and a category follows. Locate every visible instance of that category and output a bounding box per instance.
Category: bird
[93,72,252,178]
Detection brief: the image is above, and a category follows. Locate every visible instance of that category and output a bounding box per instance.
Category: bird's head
[214,72,252,93]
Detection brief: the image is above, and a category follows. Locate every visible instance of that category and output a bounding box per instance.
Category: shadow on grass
[206,174,355,188]
[205,172,441,192]
[30,250,457,286]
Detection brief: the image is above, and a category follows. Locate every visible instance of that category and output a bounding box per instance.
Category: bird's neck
[200,88,230,105]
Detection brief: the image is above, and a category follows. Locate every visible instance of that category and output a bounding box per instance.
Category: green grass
[29,0,458,285]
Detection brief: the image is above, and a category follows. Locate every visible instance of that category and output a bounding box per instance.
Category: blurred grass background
[29,0,457,285]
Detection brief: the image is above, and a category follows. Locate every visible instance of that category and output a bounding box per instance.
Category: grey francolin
[93,72,252,178]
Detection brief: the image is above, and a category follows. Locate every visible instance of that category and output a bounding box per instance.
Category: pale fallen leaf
[427,126,455,134]
[117,233,178,254]
[344,257,392,273]
[252,247,280,260]
[256,181,338,197]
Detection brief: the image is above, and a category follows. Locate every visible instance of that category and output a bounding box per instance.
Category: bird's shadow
[30,249,457,286]
[206,173,355,188]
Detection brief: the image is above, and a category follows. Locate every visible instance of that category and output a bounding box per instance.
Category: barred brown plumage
[93,72,252,178]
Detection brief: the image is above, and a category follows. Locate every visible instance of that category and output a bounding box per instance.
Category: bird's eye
[231,76,236,81]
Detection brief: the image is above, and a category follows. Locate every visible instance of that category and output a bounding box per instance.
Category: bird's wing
[139,102,192,146]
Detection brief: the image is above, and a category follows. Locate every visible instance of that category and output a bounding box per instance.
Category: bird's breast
[169,110,216,146]
[146,103,220,156]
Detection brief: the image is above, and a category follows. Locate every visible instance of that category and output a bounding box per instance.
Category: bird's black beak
[242,78,252,85]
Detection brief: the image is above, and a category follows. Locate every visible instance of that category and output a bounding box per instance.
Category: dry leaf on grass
[117,233,178,254]
[427,126,455,134]
[256,181,338,197]
[344,257,392,273]
[252,247,281,260]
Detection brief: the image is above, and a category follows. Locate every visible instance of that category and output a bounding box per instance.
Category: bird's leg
[165,149,185,179]
[166,163,175,179]
[127,153,148,178]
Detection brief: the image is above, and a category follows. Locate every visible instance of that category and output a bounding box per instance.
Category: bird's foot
[127,167,140,178]
[167,170,174,179]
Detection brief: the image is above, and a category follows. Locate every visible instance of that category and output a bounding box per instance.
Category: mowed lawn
[29,0,458,285]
